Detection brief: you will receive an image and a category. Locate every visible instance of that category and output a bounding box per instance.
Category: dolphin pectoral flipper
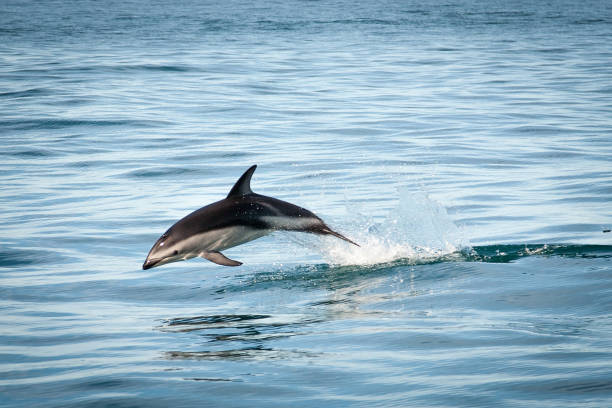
[200,251,243,267]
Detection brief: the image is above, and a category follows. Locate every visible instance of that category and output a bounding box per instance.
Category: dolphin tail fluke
[321,227,360,247]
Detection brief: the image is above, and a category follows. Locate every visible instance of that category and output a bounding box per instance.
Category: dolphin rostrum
[142,165,358,269]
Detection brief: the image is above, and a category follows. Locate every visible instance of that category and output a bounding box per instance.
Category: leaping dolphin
[142,165,358,269]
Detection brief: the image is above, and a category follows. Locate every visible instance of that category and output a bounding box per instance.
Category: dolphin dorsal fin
[227,165,257,198]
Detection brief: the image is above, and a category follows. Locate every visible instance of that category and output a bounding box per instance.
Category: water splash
[292,190,470,266]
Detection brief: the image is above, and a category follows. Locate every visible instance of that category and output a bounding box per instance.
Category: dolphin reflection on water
[143,165,358,269]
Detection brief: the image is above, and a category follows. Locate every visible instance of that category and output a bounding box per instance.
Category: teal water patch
[467,244,612,263]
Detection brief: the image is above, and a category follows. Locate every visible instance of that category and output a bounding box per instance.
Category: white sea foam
[295,190,470,266]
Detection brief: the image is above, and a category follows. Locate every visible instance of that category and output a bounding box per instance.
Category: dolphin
[142,165,358,269]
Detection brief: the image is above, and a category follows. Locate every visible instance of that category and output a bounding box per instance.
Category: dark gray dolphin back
[227,165,257,198]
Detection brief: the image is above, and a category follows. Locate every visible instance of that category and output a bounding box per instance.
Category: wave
[0,118,167,131]
[0,88,50,99]
[0,247,62,267]
[467,244,612,263]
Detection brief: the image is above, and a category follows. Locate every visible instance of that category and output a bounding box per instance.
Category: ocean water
[1,0,612,406]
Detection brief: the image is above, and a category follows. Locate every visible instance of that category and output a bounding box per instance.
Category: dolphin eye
[173,250,179,255]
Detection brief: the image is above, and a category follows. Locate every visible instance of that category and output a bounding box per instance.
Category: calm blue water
[2,0,612,406]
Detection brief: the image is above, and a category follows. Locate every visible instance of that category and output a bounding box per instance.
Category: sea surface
[1,0,612,407]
